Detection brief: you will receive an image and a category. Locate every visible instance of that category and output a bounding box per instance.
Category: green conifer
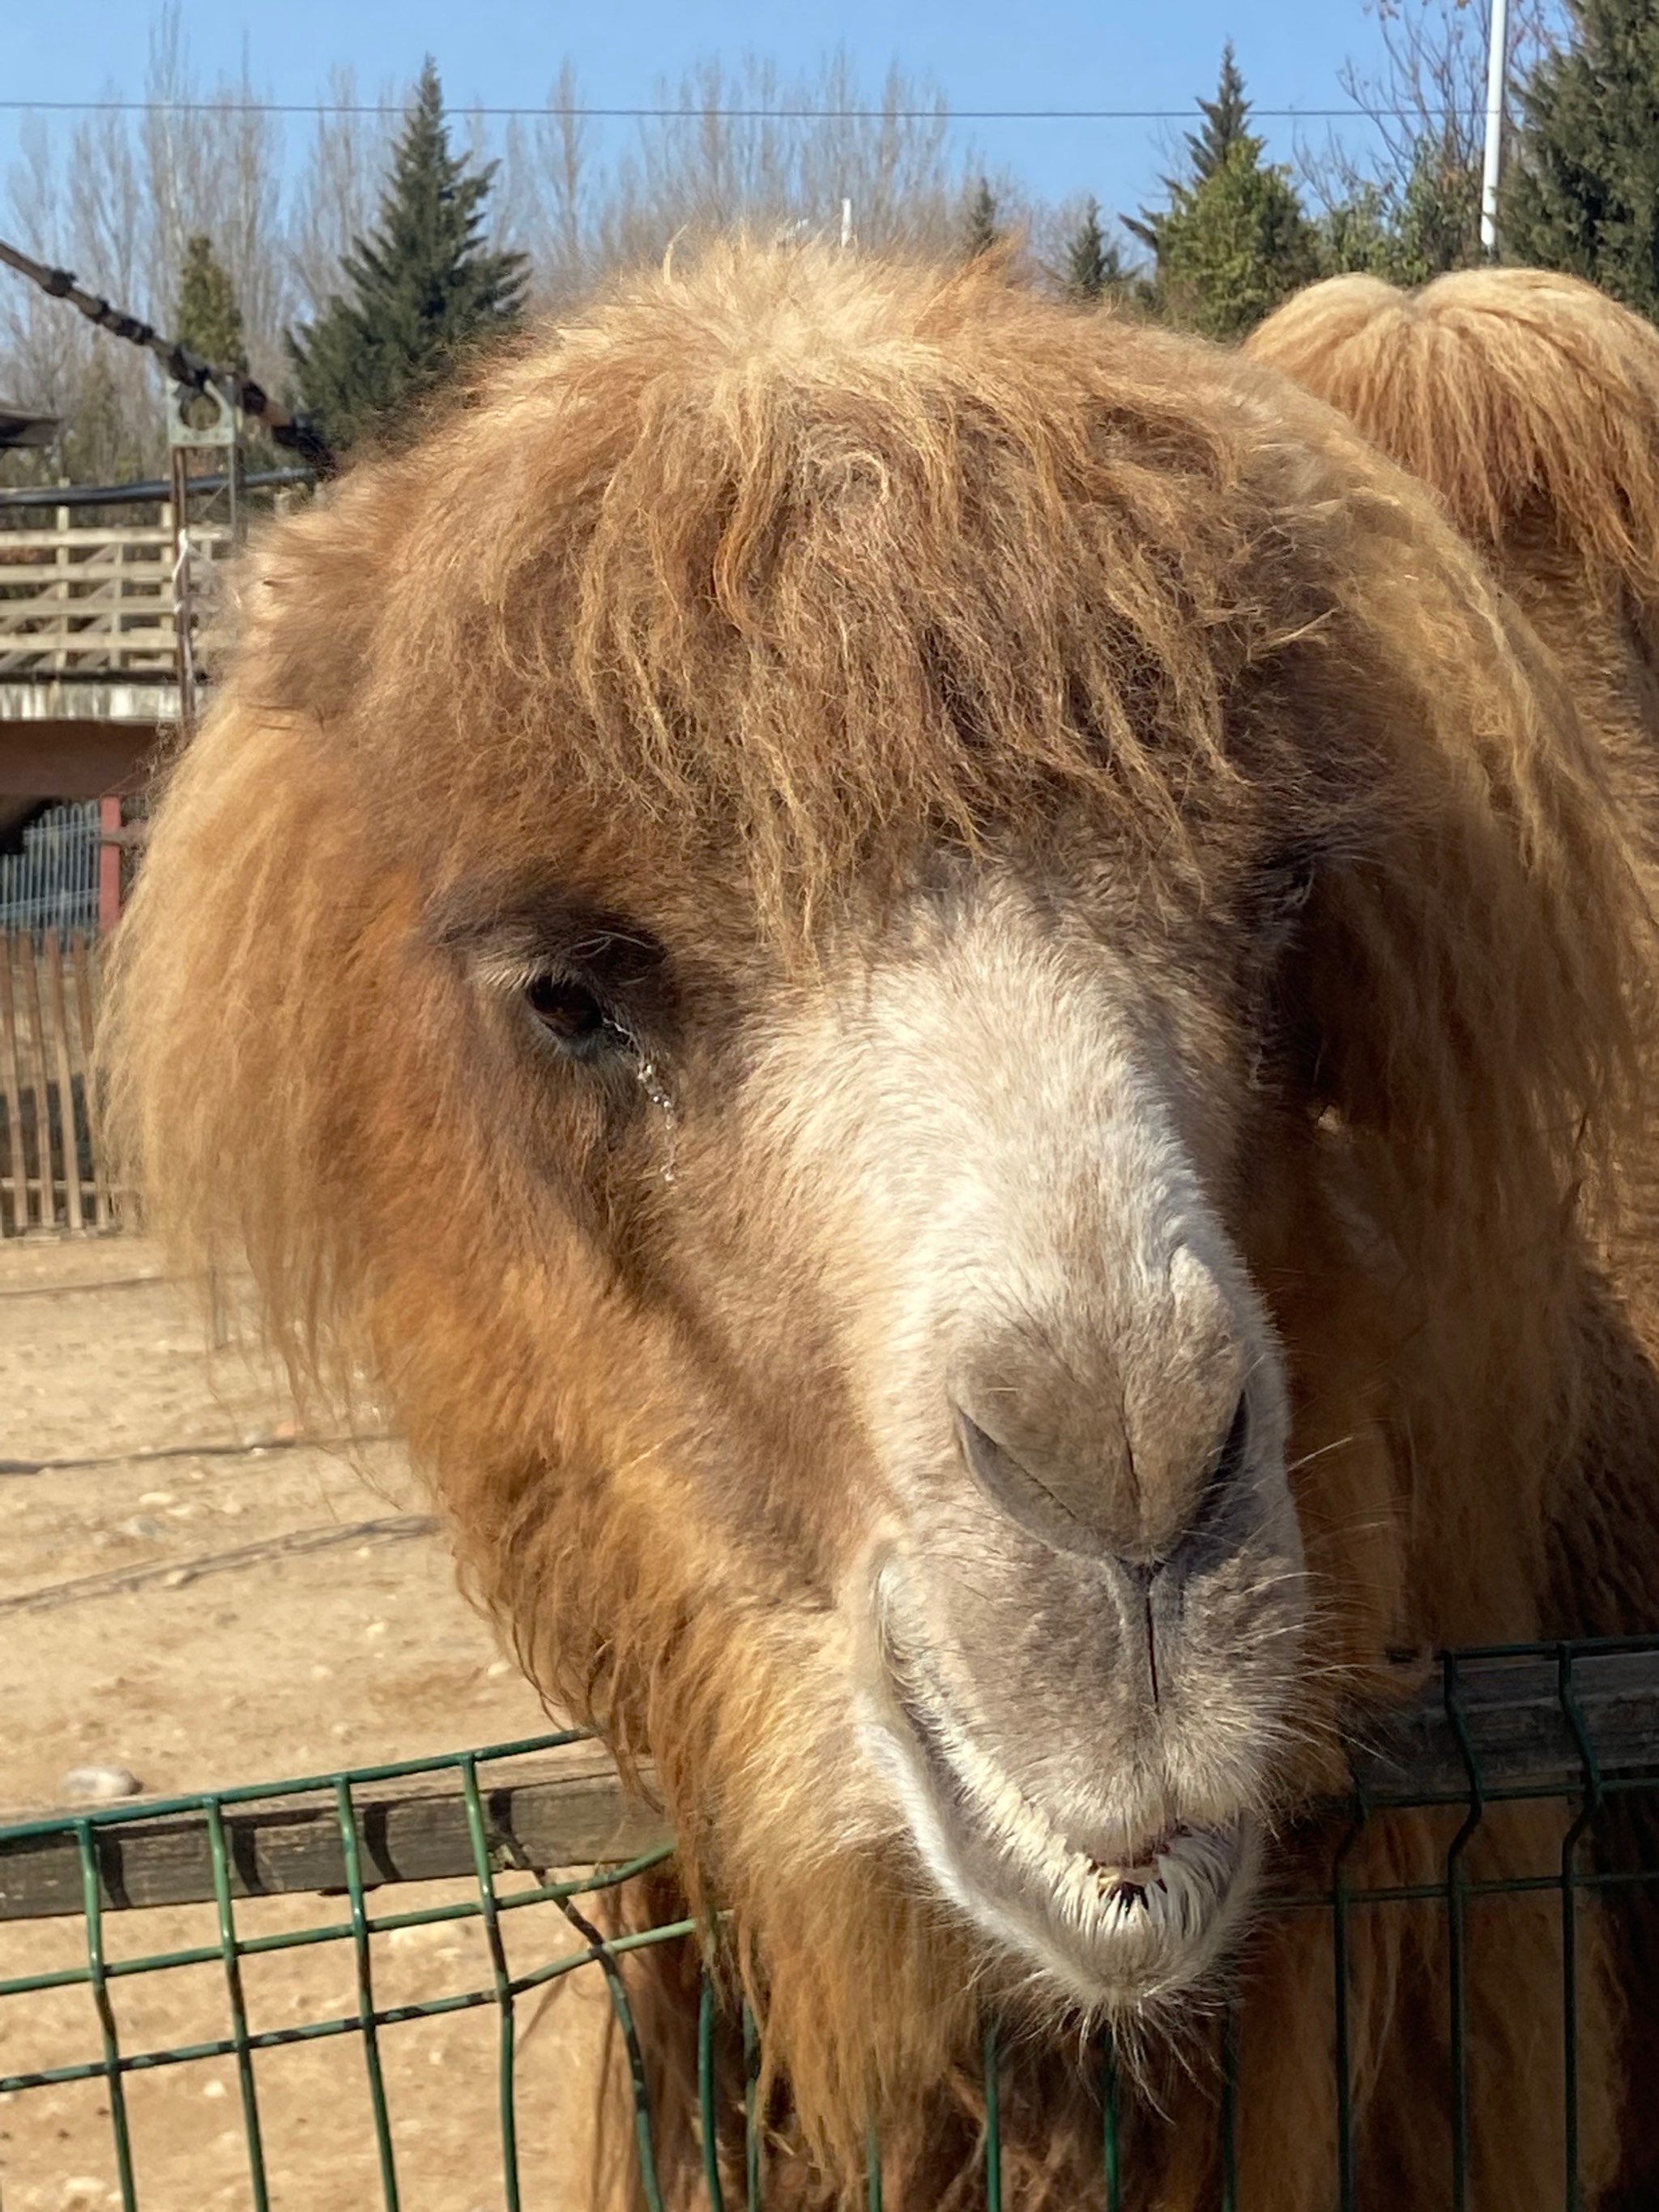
[1392,139,1482,283]
[173,233,249,438]
[1126,49,1320,339]
[288,58,527,451]
[964,177,1001,260]
[1154,139,1321,339]
[1063,199,1127,301]
[1186,41,1252,185]
[176,234,246,374]
[1505,0,1659,314]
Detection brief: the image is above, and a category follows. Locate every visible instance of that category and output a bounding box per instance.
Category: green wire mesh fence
[3,1638,1658,2212]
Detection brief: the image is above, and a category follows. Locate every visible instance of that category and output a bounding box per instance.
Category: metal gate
[0,801,100,941]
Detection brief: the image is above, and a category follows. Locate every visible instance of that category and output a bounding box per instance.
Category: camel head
[1247,267,1659,882]
[109,246,1647,2126]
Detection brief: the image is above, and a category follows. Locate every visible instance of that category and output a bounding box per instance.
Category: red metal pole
[97,795,122,933]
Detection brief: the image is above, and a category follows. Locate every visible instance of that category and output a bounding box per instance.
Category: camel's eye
[526,974,618,1057]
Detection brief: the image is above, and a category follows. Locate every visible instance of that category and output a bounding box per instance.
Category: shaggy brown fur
[1244,268,1659,867]
[107,247,1659,2208]
[1248,263,1659,2211]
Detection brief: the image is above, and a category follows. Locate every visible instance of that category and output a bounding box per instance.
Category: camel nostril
[951,1381,1254,1565]
[1194,1393,1252,1532]
[1121,1394,1252,1581]
[952,1402,1115,1559]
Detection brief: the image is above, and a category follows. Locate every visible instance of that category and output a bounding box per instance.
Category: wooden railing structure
[0,925,107,1236]
[0,510,218,1239]
[0,508,229,680]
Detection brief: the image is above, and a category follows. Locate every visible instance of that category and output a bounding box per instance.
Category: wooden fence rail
[0,926,109,1236]
[2,1647,1657,1919]
[0,515,229,679]
[0,1749,667,1921]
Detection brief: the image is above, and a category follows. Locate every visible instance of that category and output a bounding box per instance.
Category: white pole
[840,197,854,250]
[1480,0,1510,257]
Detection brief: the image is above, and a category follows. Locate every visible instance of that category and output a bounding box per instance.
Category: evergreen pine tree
[1126,49,1320,339]
[1186,41,1252,185]
[176,234,246,374]
[1128,45,1266,267]
[288,58,527,452]
[1317,181,1398,278]
[175,233,249,438]
[1153,140,1320,339]
[1505,0,1659,315]
[1063,199,1128,301]
[964,177,1001,260]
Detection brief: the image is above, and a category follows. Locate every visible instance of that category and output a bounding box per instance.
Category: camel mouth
[869,1590,1257,2009]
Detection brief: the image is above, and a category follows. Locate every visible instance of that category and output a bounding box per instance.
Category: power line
[0,100,1484,123]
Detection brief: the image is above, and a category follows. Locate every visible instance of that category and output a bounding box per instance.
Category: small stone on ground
[58,1764,143,1804]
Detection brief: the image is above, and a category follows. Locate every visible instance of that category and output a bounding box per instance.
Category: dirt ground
[0,1235,646,2212]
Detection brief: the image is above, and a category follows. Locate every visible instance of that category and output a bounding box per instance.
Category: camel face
[434,737,1310,2018]
[705,875,1303,2006]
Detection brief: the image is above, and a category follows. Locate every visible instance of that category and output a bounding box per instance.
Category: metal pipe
[0,236,334,472]
[0,468,313,512]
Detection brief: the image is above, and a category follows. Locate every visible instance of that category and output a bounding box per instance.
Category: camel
[1246,267,1659,2210]
[1245,268,1659,886]
[104,246,1659,2209]
[1245,268,1659,1560]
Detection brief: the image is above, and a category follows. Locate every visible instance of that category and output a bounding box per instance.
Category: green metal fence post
[698,1975,729,2212]
[203,1798,271,2212]
[458,1754,523,2212]
[76,1821,138,2212]
[1556,1645,1605,2212]
[1442,1649,1487,2212]
[1100,2028,1122,2212]
[741,1997,762,2212]
[333,1775,403,2212]
[557,1891,669,2212]
[1219,2003,1239,2212]
[1331,1779,1369,2212]
[982,2019,1003,2212]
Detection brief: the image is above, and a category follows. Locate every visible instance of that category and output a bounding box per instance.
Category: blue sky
[3,0,1410,237]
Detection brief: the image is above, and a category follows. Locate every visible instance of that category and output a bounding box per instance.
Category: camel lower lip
[876,1608,1252,2002]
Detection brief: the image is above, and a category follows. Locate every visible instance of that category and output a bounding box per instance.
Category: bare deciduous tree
[139,6,286,383]
[3,0,292,476]
[0,27,1019,481]
[1303,0,1563,215]
[286,67,399,326]
[509,54,974,302]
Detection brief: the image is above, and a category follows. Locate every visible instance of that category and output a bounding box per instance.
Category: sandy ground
[0,1236,646,2212]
